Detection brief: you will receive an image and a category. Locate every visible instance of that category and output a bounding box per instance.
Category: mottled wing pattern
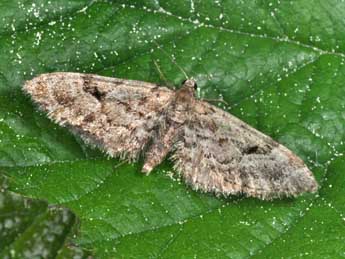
[173,101,318,199]
[24,72,173,160]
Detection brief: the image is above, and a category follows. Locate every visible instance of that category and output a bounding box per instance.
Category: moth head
[181,79,198,91]
[176,79,198,101]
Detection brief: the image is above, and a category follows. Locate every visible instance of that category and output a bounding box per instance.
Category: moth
[24,72,318,200]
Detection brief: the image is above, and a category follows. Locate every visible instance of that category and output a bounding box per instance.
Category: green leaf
[0,175,90,258]
[1,1,344,258]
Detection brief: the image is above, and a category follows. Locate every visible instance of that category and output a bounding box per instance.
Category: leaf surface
[1,1,344,258]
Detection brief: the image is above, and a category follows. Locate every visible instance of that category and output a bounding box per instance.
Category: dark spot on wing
[87,86,106,101]
[84,113,95,122]
[82,75,106,101]
[244,145,259,154]
[138,96,147,105]
[218,137,228,145]
[243,144,273,155]
[208,120,218,132]
[54,91,74,105]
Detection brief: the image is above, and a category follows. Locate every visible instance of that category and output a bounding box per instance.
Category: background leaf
[0,175,90,258]
[1,0,344,258]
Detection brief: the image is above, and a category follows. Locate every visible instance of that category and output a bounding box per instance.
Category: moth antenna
[152,39,190,80]
[153,60,168,84]
[77,0,97,13]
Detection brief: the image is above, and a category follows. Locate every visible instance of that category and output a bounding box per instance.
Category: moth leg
[200,98,228,105]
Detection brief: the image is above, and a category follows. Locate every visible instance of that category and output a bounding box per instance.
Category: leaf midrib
[1,2,344,62]
[127,2,345,57]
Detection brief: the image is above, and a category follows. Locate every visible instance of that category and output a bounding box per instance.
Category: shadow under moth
[24,72,318,200]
